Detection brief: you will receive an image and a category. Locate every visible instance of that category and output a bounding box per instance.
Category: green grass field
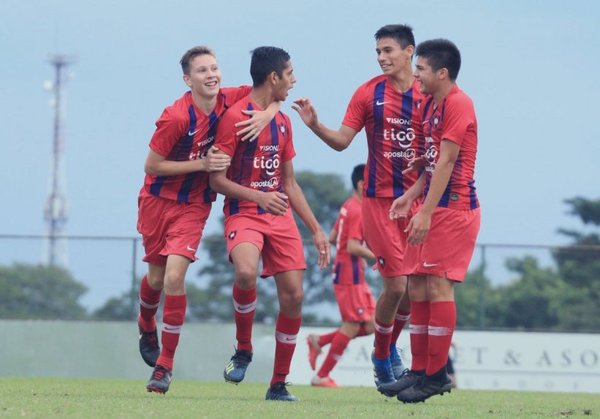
[1,377,597,418]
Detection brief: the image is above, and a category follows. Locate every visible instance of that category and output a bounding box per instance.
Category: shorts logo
[228,231,237,240]
[378,257,385,268]
[423,262,438,268]
[186,245,196,252]
[357,307,364,315]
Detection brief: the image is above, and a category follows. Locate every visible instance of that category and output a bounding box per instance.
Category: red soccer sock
[233,283,257,352]
[391,309,410,346]
[317,331,351,378]
[426,301,456,376]
[156,294,186,371]
[271,313,302,385]
[373,320,394,359]
[317,330,338,348]
[409,301,430,371]
[138,275,162,332]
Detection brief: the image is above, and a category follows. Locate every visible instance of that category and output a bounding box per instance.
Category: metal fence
[2,234,599,326]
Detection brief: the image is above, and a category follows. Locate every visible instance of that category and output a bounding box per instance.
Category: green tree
[467,197,600,332]
[495,256,567,330]
[552,197,600,330]
[454,266,500,329]
[294,171,349,323]
[92,282,139,321]
[0,263,88,319]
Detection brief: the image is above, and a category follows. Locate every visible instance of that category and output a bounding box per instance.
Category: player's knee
[146,275,164,290]
[235,266,258,286]
[280,288,303,311]
[163,271,185,291]
[382,284,405,300]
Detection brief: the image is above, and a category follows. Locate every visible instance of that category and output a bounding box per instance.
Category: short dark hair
[180,46,215,75]
[416,39,461,81]
[250,46,291,86]
[374,24,415,50]
[351,164,366,190]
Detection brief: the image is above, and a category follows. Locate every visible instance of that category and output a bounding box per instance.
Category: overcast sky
[1,0,599,308]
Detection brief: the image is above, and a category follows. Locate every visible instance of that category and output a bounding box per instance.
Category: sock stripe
[428,325,453,336]
[233,299,257,314]
[395,313,411,322]
[139,299,160,309]
[409,324,428,334]
[374,322,394,334]
[162,322,182,335]
[275,330,297,345]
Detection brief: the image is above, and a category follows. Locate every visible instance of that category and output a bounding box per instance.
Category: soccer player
[136,45,279,394]
[209,46,329,402]
[385,38,480,403]
[292,24,424,388]
[307,164,377,388]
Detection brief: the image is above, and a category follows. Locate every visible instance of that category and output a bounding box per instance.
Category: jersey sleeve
[220,85,252,107]
[342,85,367,132]
[148,107,187,157]
[214,108,240,157]
[441,96,475,147]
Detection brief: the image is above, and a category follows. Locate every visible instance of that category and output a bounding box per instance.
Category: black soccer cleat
[377,369,424,397]
[223,349,253,384]
[146,365,172,394]
[396,373,453,403]
[265,382,299,401]
[139,326,160,367]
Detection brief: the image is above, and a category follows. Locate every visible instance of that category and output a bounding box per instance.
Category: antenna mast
[44,54,75,267]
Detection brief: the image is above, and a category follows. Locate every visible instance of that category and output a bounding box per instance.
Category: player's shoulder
[348,196,362,213]
[277,110,292,123]
[342,195,361,214]
[355,74,387,93]
[446,85,475,112]
[166,91,192,110]
[157,91,192,123]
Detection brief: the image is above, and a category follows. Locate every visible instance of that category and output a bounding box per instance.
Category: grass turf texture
[0,377,597,418]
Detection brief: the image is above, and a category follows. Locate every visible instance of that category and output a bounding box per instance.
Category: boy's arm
[281,160,330,269]
[235,102,282,142]
[405,140,459,245]
[292,97,357,151]
[208,150,289,215]
[145,146,230,176]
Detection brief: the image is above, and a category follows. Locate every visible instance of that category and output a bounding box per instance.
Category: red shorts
[334,282,376,323]
[137,190,210,266]
[224,209,306,278]
[403,206,481,282]
[362,197,413,278]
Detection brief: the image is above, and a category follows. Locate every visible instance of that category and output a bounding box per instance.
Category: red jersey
[141,87,251,203]
[215,96,296,216]
[332,195,366,285]
[343,75,424,198]
[420,84,479,210]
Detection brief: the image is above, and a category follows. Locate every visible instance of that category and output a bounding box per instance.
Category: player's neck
[353,189,362,201]
[432,82,455,107]
[191,90,218,115]
[249,87,276,110]
[388,67,414,92]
